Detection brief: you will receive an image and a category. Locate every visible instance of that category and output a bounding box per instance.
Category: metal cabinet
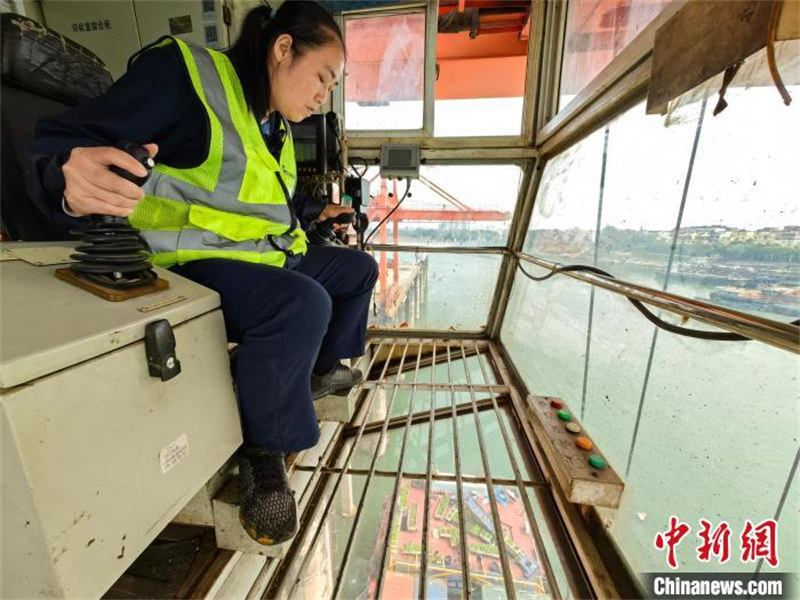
[0,245,242,598]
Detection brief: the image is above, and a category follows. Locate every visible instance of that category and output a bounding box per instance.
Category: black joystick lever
[330,211,355,225]
[109,141,155,187]
[69,141,158,290]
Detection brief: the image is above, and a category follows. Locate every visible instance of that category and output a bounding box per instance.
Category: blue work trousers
[170,245,378,452]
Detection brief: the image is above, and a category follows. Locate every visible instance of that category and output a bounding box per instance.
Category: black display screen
[294,140,317,163]
[291,116,326,174]
[388,148,413,166]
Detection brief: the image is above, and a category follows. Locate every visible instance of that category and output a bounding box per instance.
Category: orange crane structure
[344,0,532,324]
[349,0,537,325]
[348,0,659,323]
[367,176,510,325]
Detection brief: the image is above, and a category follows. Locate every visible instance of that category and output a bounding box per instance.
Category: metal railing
[518,253,800,355]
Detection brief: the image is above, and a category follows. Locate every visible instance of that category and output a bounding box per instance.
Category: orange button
[575,437,593,451]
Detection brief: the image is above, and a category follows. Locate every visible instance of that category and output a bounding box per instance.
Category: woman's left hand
[316,204,355,231]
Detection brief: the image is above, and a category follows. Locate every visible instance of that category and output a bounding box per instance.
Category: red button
[549,399,563,409]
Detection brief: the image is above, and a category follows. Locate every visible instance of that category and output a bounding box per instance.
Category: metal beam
[519,253,800,354]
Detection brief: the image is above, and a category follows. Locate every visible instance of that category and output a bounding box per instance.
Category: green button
[588,455,606,470]
[556,410,572,421]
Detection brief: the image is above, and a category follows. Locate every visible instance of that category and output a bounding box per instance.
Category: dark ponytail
[226,1,344,120]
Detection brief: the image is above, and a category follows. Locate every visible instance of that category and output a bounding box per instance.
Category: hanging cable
[517,262,799,342]
[348,156,369,179]
[363,178,411,249]
[767,0,792,106]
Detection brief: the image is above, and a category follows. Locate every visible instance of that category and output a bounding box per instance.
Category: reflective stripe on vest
[129,37,306,268]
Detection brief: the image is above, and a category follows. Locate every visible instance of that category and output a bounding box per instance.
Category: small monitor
[294,139,317,164]
[380,144,420,179]
[291,115,326,175]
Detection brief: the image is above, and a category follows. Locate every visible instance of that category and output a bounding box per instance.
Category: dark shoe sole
[239,513,296,545]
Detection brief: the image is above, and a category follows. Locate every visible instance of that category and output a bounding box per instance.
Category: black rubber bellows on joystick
[69,142,158,290]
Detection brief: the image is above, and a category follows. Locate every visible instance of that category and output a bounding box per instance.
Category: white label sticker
[159,433,189,474]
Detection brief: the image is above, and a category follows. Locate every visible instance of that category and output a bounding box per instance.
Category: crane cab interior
[0,0,798,598]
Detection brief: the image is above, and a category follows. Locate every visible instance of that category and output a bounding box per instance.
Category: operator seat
[0,12,113,240]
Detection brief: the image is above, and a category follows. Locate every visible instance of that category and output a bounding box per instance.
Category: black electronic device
[293,114,326,175]
[292,112,341,176]
[342,175,372,248]
[331,211,355,225]
[306,209,355,247]
[108,140,155,186]
[68,141,157,290]
[344,176,371,209]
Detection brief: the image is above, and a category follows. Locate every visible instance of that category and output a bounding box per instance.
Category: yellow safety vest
[128,37,307,268]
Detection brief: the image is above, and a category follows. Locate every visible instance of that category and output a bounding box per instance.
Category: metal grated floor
[257,337,590,600]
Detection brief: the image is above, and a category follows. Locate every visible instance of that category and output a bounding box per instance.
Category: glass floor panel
[264,338,590,600]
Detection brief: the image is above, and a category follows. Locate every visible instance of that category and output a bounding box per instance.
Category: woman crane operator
[27,2,377,546]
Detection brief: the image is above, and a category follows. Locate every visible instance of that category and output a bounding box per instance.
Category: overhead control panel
[380,143,420,179]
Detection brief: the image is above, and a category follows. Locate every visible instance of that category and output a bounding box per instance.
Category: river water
[360,245,799,595]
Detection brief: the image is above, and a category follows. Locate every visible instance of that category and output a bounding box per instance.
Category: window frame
[363,157,535,339]
[336,0,539,146]
[336,3,435,138]
[534,0,688,155]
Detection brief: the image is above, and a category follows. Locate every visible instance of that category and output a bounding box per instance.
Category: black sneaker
[238,448,297,545]
[311,363,363,400]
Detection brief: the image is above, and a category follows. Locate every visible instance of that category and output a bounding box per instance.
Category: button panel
[588,455,606,470]
[556,409,572,421]
[528,395,624,508]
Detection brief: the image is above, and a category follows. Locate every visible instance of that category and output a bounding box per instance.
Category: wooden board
[778,0,800,40]
[525,395,624,509]
[647,0,773,115]
[55,267,169,301]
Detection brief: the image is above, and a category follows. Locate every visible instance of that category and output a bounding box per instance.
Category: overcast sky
[351,87,799,233]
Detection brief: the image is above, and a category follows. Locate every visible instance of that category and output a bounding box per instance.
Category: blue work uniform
[27,43,377,452]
